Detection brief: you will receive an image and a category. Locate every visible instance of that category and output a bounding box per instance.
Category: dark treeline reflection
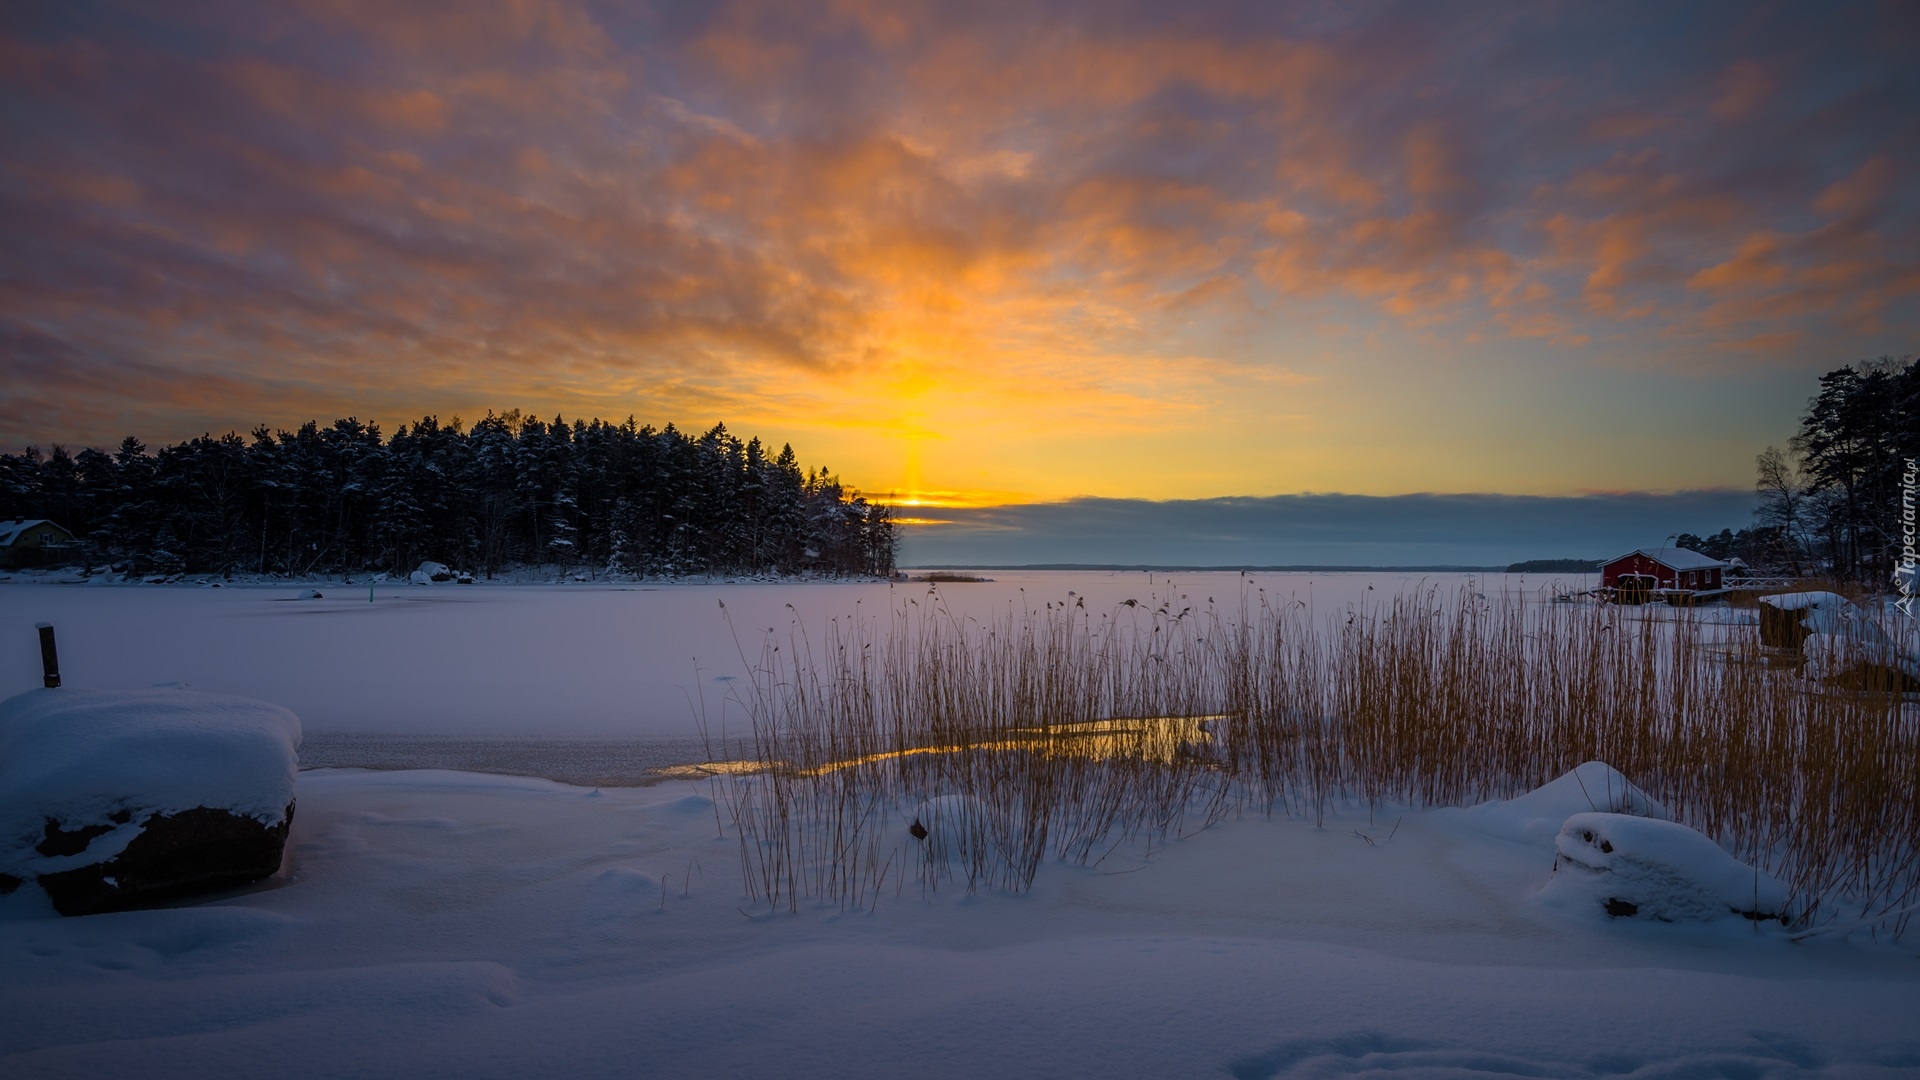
[1,411,896,579]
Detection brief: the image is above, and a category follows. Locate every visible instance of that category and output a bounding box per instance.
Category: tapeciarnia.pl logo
[1898,456,1916,619]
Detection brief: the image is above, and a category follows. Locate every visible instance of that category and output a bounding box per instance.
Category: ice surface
[296,732,729,786]
[1543,811,1789,924]
[0,688,300,878]
[0,571,1506,737]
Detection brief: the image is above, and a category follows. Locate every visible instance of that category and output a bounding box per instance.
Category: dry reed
[711,584,1920,937]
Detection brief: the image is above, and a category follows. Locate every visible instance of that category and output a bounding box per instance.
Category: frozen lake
[1,570,1559,728]
[3,570,1588,778]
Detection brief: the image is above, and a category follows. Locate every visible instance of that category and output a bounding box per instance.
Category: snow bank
[1541,812,1788,924]
[1443,761,1667,846]
[6,769,1916,1078]
[0,688,301,880]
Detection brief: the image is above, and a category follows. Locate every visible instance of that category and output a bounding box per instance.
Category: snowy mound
[0,688,301,884]
[1542,812,1788,924]
[1445,762,1667,846]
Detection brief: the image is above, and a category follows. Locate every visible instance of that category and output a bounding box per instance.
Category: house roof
[1604,547,1725,572]
[0,519,69,546]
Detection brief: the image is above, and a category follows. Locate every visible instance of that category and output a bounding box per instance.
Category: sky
[2,1,1917,562]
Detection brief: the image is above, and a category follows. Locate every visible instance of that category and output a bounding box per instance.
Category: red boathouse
[1601,547,1726,601]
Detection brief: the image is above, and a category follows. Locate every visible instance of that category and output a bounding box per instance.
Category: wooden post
[37,622,60,688]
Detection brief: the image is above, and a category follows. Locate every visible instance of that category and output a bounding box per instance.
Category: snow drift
[1444,761,1668,846]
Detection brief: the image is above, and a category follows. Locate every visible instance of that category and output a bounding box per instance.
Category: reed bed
[712,585,1920,937]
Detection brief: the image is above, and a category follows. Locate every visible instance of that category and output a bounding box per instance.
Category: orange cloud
[1813,155,1894,218]
[1587,113,1678,142]
[1711,60,1773,122]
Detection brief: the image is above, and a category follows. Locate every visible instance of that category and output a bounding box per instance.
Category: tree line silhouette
[0,412,897,579]
[1752,355,1918,583]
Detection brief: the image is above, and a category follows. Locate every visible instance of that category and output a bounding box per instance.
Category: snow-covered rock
[411,561,454,584]
[0,688,301,916]
[297,588,324,600]
[1542,812,1788,924]
[1445,762,1667,846]
[1759,591,1889,649]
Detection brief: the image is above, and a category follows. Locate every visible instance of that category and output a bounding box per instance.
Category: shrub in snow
[1542,812,1788,924]
[0,688,301,917]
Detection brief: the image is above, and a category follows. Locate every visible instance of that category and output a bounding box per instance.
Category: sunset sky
[4,2,1917,538]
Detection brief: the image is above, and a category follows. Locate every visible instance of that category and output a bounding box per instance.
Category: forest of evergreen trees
[0,412,897,580]
[1748,355,1918,583]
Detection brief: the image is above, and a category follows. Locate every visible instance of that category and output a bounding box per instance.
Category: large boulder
[0,688,300,916]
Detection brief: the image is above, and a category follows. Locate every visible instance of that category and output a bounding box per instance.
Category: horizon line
[900,563,1561,573]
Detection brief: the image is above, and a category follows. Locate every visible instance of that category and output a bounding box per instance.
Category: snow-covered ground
[5,573,1918,1078]
[4,768,1917,1077]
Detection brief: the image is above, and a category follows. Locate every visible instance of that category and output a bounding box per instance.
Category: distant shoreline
[901,563,1514,572]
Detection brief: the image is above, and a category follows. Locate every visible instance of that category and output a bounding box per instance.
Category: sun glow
[872,488,1025,511]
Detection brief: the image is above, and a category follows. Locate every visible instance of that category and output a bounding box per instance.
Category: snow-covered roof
[0,518,67,546]
[1604,547,1725,572]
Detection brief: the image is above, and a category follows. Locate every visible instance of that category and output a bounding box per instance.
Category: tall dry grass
[712,584,1920,936]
